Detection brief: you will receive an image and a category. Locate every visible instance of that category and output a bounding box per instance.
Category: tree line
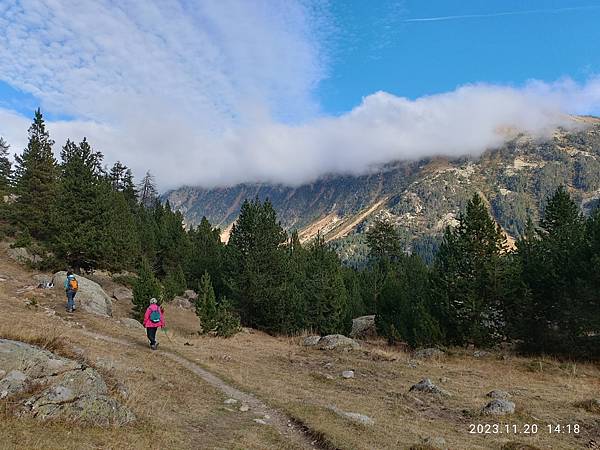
[0,110,598,357]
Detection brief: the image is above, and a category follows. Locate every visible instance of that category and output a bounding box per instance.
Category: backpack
[149,307,161,324]
[69,278,79,292]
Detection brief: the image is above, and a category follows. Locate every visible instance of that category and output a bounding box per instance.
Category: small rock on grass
[224,398,238,405]
[341,370,355,379]
[422,436,448,450]
[254,418,268,425]
[328,406,374,426]
[482,399,515,415]
[486,390,510,399]
[409,378,450,397]
[239,404,250,412]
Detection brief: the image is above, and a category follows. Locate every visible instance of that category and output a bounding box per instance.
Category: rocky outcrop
[52,271,113,317]
[0,339,134,426]
[7,247,41,264]
[172,296,192,309]
[317,335,360,351]
[184,289,198,300]
[349,315,376,338]
[302,336,321,347]
[111,286,133,302]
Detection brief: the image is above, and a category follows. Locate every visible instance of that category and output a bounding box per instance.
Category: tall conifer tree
[12,109,59,239]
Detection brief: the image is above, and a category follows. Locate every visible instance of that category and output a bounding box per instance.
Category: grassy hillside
[1,245,599,449]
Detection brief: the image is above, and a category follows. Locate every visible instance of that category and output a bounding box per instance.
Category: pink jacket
[143,304,165,328]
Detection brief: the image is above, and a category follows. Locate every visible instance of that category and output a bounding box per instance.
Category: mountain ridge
[164,116,600,263]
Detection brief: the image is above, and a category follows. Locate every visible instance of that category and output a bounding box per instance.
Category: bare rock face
[317,335,360,351]
[52,271,113,317]
[111,286,133,302]
[0,339,134,425]
[349,315,376,338]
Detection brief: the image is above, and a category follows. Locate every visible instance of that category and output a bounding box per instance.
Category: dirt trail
[78,329,324,450]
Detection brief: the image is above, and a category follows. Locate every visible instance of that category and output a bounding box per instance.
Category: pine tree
[12,109,59,240]
[303,234,349,334]
[0,137,11,194]
[163,264,187,300]
[376,255,441,347]
[515,187,591,355]
[138,171,158,208]
[196,271,218,332]
[187,217,224,297]
[132,258,163,321]
[103,188,141,271]
[366,217,403,261]
[225,197,290,332]
[52,138,110,271]
[433,193,509,346]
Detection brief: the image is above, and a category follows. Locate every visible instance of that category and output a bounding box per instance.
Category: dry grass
[1,251,599,449]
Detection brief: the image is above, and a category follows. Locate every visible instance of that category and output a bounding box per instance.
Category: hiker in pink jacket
[143,298,165,350]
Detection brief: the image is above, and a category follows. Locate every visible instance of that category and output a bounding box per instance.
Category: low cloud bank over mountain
[0,1,599,188]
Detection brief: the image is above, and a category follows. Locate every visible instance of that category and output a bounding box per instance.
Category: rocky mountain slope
[164,116,600,263]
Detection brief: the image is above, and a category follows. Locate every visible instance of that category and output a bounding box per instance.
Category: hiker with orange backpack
[64,271,79,313]
[143,298,165,350]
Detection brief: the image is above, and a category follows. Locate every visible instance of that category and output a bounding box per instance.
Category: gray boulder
[0,339,134,425]
[409,378,450,397]
[318,334,360,351]
[414,348,445,360]
[172,296,192,309]
[120,318,144,330]
[184,289,198,300]
[52,271,113,317]
[111,286,133,302]
[486,390,510,400]
[482,399,515,415]
[0,370,28,399]
[7,247,41,264]
[302,335,321,347]
[349,315,376,338]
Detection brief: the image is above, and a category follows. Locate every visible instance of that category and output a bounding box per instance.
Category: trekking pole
[162,327,175,344]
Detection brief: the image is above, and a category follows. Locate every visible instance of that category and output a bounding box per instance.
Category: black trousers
[146,327,158,346]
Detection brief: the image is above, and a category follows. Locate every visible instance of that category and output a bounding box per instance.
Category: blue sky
[319,0,600,114]
[0,1,600,188]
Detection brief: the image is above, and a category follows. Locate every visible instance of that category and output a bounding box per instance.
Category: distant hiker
[64,271,78,313]
[143,298,165,350]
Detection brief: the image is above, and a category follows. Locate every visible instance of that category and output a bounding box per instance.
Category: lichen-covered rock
[0,339,134,426]
[317,335,360,351]
[349,315,376,338]
[52,271,113,317]
[482,399,515,415]
[409,378,450,397]
[302,336,321,347]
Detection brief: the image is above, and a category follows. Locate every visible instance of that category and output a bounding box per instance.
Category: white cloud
[0,1,599,189]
